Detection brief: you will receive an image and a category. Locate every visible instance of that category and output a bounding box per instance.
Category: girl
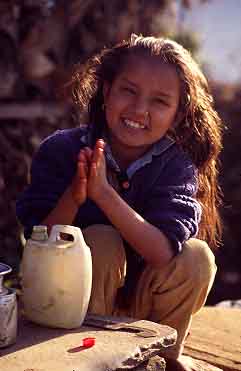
[17,34,222,370]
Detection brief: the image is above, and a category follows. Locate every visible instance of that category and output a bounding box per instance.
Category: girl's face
[103,54,181,164]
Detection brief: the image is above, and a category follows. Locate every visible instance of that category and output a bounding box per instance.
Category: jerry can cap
[33,225,47,232]
[31,225,48,240]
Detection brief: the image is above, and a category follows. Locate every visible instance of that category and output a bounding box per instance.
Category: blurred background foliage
[0,0,240,304]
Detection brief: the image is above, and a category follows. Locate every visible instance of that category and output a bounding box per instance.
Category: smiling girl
[17,35,222,370]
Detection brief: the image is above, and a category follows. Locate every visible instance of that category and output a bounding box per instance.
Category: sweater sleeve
[142,156,202,254]
[16,130,77,238]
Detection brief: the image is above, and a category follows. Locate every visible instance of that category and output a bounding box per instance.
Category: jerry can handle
[48,225,86,246]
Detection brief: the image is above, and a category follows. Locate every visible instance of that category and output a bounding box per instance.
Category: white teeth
[124,119,145,129]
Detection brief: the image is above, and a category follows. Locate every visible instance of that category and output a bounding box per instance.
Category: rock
[184,307,241,371]
[164,355,223,371]
[0,316,176,371]
[216,299,241,309]
[131,355,166,371]
[146,356,166,371]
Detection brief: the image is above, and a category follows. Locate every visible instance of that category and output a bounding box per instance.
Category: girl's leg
[83,224,126,316]
[82,225,216,361]
[130,238,217,359]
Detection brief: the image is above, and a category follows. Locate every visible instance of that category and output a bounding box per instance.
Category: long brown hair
[71,34,223,249]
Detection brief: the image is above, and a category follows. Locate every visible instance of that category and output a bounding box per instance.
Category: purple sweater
[16,126,201,254]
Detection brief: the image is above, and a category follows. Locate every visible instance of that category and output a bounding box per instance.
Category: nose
[130,96,149,121]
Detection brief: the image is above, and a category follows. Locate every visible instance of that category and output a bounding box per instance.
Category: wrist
[92,183,115,207]
[66,184,83,209]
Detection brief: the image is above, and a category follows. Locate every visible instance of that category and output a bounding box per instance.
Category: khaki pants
[83,224,217,359]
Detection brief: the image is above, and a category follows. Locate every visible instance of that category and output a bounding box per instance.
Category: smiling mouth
[123,118,147,129]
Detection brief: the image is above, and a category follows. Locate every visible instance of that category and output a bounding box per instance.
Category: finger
[78,149,87,163]
[89,162,97,178]
[78,150,89,174]
[94,139,105,157]
[77,161,88,180]
[84,147,93,164]
[92,139,105,165]
[75,166,87,204]
[96,139,105,150]
[79,152,85,161]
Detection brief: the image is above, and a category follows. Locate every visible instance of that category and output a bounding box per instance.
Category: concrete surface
[184,307,241,371]
[0,316,176,371]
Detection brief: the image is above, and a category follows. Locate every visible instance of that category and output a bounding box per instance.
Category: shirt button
[122,181,130,189]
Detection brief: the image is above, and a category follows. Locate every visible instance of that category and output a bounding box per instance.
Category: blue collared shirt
[16,125,202,254]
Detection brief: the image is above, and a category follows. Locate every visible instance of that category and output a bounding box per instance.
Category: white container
[21,225,92,329]
[0,263,18,348]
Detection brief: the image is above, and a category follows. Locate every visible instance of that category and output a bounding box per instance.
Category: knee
[180,238,217,287]
[83,224,126,267]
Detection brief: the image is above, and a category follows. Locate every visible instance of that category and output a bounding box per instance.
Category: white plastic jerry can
[21,225,92,329]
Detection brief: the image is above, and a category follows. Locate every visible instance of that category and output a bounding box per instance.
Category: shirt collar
[79,124,175,178]
[126,136,175,178]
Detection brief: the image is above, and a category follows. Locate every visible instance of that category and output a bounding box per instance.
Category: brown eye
[122,86,136,95]
[154,98,166,105]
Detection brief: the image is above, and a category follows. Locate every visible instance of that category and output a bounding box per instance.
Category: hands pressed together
[70,139,109,206]
[48,138,172,266]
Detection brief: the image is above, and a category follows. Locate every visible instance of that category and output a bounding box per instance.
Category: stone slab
[184,307,241,371]
[0,316,176,371]
[134,355,166,370]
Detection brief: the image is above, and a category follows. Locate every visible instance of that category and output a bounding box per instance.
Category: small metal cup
[0,263,18,348]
